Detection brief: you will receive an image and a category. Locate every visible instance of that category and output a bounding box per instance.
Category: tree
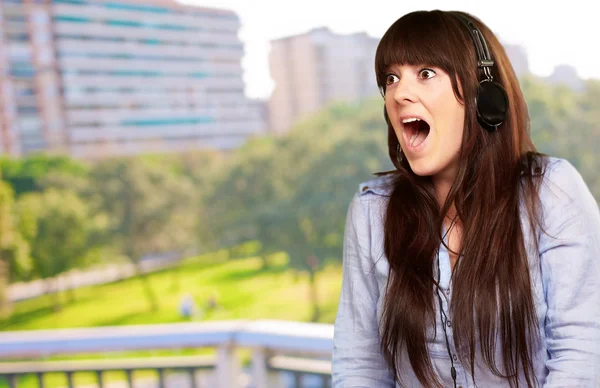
[88,157,196,311]
[568,79,600,201]
[203,136,291,267]
[0,180,30,316]
[521,75,599,202]
[276,131,389,321]
[0,154,88,197]
[201,98,392,321]
[17,189,96,308]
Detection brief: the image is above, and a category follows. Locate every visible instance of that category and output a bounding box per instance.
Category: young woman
[332,10,600,388]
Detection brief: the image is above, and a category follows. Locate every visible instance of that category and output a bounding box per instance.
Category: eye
[418,68,436,80]
[385,74,399,86]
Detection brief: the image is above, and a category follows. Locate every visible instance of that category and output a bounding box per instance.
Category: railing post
[36,373,45,388]
[7,374,17,388]
[96,370,103,388]
[66,372,74,388]
[251,347,267,388]
[125,370,134,388]
[216,343,239,388]
[293,372,302,388]
[188,368,197,388]
[157,368,165,388]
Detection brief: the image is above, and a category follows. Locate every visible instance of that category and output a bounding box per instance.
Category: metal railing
[0,320,334,388]
[0,356,216,388]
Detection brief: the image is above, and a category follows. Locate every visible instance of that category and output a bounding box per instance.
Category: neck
[432,170,458,220]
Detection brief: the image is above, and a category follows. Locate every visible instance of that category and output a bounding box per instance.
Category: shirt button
[447,320,452,327]
[453,354,458,361]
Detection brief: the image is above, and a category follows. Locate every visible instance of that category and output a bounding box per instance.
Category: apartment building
[0,0,263,158]
[268,27,380,135]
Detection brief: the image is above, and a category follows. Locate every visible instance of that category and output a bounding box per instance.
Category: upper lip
[399,114,429,125]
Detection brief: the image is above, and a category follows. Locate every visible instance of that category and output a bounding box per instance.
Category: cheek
[384,99,402,137]
[384,99,396,121]
[454,105,466,140]
[440,102,465,142]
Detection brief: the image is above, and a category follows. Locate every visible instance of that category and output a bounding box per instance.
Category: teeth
[410,133,418,146]
[402,118,421,124]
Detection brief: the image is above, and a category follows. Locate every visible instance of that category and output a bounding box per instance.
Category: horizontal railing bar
[0,320,334,359]
[236,320,333,354]
[267,355,332,375]
[0,321,246,359]
[0,355,217,374]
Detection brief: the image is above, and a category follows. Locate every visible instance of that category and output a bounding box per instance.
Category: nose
[393,77,418,105]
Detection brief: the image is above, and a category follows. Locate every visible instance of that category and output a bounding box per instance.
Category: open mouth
[402,118,430,148]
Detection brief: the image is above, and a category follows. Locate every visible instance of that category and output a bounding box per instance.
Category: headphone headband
[451,12,508,132]
[452,13,495,80]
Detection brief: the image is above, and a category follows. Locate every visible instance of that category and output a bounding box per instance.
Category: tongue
[410,129,428,147]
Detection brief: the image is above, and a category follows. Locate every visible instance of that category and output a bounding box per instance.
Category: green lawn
[1,253,343,331]
[0,254,343,387]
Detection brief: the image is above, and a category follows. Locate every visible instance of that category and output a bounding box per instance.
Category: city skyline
[182,0,600,99]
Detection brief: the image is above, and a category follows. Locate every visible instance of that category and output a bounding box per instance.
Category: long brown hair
[375,10,546,387]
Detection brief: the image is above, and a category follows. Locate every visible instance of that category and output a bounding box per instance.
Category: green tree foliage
[0,154,88,197]
[521,75,599,201]
[206,99,391,265]
[568,79,600,199]
[0,180,30,315]
[16,189,97,308]
[202,99,392,320]
[87,157,196,311]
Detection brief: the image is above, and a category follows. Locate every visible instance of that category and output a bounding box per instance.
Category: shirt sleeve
[539,159,600,387]
[332,193,396,387]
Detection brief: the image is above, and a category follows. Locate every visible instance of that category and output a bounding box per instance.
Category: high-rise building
[0,0,263,158]
[1,0,62,155]
[268,27,379,135]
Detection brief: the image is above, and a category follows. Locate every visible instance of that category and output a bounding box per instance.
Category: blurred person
[179,293,197,320]
[332,10,600,388]
[206,293,218,310]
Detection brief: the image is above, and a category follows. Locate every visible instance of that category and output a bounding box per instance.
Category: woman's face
[384,64,465,183]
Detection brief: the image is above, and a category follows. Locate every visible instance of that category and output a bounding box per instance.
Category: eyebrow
[383,64,399,73]
[385,63,441,73]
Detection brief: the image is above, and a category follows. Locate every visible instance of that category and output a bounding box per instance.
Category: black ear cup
[452,12,509,133]
[476,80,508,132]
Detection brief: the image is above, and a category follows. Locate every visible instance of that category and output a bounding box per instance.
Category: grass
[1,253,343,331]
[0,253,343,387]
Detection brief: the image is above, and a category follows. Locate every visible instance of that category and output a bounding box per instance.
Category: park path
[7,254,179,303]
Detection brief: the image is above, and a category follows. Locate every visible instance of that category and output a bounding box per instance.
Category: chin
[406,159,439,177]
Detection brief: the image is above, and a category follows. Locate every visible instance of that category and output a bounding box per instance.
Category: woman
[332,10,600,388]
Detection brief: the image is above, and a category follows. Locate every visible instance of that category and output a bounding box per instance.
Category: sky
[180,0,600,99]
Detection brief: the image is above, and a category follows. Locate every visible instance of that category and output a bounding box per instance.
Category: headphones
[452,12,508,132]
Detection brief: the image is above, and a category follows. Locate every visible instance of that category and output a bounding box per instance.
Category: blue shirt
[332,157,600,387]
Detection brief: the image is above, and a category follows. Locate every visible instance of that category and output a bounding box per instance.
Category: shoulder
[542,156,581,185]
[357,173,396,198]
[538,156,599,227]
[540,157,594,205]
[346,173,395,231]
